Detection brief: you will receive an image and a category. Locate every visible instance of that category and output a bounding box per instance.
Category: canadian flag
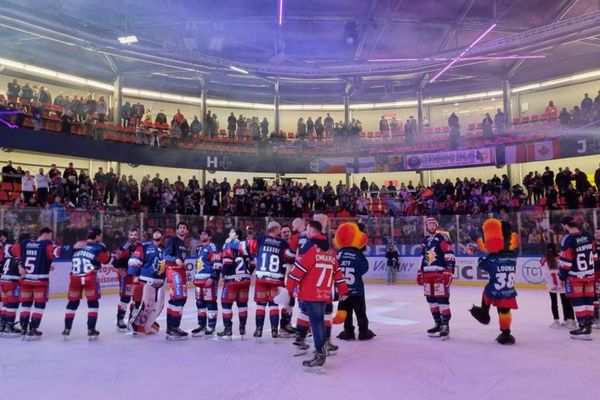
[528,141,554,161]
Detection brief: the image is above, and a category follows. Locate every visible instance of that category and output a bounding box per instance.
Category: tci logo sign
[520,259,544,284]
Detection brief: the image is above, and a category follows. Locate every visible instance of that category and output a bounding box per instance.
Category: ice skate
[337,329,356,341]
[253,327,263,341]
[549,320,561,329]
[25,328,43,341]
[3,323,21,338]
[427,323,441,337]
[191,325,206,337]
[469,305,491,325]
[302,352,326,374]
[217,326,233,341]
[0,321,5,337]
[358,329,376,340]
[293,337,310,356]
[239,325,246,339]
[570,325,592,341]
[204,327,215,338]
[166,327,189,341]
[439,325,450,341]
[116,319,127,332]
[496,331,516,345]
[61,328,71,340]
[147,322,160,334]
[325,339,338,356]
[131,325,146,337]
[279,323,296,338]
[87,329,100,341]
[271,328,279,343]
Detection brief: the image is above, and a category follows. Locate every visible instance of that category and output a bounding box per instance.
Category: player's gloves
[442,270,453,287]
[416,271,423,286]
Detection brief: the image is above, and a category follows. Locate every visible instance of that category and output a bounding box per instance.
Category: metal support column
[417,89,424,135]
[344,94,350,127]
[274,80,280,135]
[200,84,207,136]
[112,75,122,125]
[502,79,512,128]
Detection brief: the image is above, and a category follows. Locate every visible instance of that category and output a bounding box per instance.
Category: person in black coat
[385,244,400,284]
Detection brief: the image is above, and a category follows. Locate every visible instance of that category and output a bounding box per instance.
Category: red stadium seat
[1,182,13,191]
[468,123,476,131]
[0,192,7,202]
[521,116,530,124]
[512,117,521,125]
[530,115,539,123]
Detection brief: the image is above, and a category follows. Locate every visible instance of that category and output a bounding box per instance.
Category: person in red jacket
[286,220,349,372]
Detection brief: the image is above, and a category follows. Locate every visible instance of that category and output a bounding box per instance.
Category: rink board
[48,256,545,297]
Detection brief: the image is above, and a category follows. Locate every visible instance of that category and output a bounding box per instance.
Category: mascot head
[477,218,519,254]
[333,222,368,250]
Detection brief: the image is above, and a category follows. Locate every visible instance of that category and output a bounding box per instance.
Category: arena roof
[1,0,600,104]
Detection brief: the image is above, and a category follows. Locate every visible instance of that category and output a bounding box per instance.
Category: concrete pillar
[274,81,280,135]
[201,86,207,136]
[502,79,512,127]
[201,169,207,188]
[417,89,424,135]
[112,75,122,125]
[345,173,351,189]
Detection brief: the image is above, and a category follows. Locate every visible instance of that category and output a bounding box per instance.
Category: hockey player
[247,221,293,340]
[19,227,57,340]
[164,222,189,340]
[559,216,597,340]
[417,217,455,340]
[61,227,112,340]
[127,229,166,337]
[0,233,30,337]
[281,218,308,337]
[114,228,143,331]
[335,222,375,341]
[469,218,519,345]
[286,220,349,372]
[218,228,252,340]
[191,229,221,338]
[593,229,600,329]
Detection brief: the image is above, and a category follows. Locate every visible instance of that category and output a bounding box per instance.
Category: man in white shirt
[35,168,49,206]
[21,170,36,205]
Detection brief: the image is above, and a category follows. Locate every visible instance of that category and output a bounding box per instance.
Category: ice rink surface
[2,284,598,400]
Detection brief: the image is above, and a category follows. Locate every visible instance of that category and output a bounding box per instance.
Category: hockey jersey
[287,234,348,302]
[66,242,111,277]
[479,252,518,300]
[287,231,308,259]
[22,240,56,281]
[337,247,369,296]
[248,234,292,283]
[195,242,221,281]
[163,236,187,265]
[114,240,141,270]
[420,231,455,273]
[128,241,165,283]
[559,232,597,279]
[1,243,24,281]
[221,240,252,282]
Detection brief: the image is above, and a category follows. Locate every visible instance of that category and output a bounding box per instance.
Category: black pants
[338,295,369,334]
[550,292,574,321]
[36,188,48,205]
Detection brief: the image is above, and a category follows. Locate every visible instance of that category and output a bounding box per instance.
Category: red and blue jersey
[128,241,165,283]
[163,236,188,266]
[114,241,141,270]
[420,231,455,273]
[195,242,221,281]
[246,235,292,284]
[64,242,111,277]
[337,247,369,297]
[479,252,518,300]
[560,232,596,278]
[2,243,24,281]
[22,239,56,281]
[221,240,252,283]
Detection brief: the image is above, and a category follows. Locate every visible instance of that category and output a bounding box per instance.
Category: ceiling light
[118,35,138,45]
[229,65,249,74]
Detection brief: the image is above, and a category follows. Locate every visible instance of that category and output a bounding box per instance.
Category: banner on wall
[503,140,560,164]
[559,134,600,158]
[48,256,544,295]
[404,147,495,170]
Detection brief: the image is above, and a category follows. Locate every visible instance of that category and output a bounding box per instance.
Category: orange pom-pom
[333,309,347,324]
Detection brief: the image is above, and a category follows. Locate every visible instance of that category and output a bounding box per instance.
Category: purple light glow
[430,23,497,83]
[278,0,283,26]
[0,117,18,129]
[368,55,545,62]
